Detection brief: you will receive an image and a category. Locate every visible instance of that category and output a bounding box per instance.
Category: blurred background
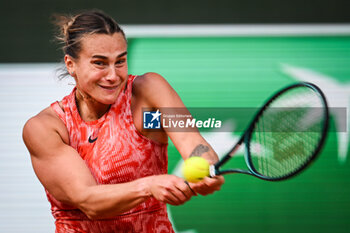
[1,0,349,232]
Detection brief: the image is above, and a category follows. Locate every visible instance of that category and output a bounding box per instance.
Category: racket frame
[210,82,329,181]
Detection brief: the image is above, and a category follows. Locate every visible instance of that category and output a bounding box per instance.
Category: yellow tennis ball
[182,157,210,183]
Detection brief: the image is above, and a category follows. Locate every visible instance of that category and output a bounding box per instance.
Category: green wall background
[1,0,349,62]
[128,36,350,233]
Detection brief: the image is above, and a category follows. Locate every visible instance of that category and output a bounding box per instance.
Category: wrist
[135,176,153,198]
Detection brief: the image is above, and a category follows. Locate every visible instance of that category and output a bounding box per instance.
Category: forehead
[79,33,127,57]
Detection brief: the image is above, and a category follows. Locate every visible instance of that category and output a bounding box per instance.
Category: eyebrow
[92,51,128,60]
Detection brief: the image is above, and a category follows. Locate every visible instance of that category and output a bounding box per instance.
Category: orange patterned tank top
[48,75,174,233]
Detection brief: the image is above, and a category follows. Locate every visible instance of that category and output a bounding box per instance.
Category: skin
[22,32,224,220]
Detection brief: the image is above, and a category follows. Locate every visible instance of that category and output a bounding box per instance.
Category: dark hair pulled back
[54,10,126,59]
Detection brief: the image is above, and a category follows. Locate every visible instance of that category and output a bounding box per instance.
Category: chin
[99,96,119,105]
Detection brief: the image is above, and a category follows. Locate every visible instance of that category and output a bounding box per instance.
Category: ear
[64,55,76,76]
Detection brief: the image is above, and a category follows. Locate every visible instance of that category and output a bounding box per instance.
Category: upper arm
[134,73,218,163]
[22,110,97,205]
[133,72,184,108]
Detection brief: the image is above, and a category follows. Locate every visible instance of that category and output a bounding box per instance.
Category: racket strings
[249,86,325,179]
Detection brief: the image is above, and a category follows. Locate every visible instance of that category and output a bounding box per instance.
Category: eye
[115,59,126,66]
[93,61,105,66]
[91,60,107,67]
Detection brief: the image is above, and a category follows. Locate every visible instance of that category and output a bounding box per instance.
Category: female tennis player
[22,10,224,232]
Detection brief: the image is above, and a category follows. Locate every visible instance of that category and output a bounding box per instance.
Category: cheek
[76,72,100,90]
[120,67,129,82]
[87,70,106,82]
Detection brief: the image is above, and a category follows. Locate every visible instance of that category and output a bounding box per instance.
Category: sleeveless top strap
[50,101,66,124]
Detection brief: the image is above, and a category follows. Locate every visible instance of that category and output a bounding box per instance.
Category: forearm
[169,131,219,164]
[76,177,152,219]
[189,142,219,164]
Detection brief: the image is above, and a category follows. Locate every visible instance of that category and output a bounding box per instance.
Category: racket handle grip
[209,165,217,177]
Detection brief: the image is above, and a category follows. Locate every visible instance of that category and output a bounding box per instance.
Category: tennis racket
[209,82,329,181]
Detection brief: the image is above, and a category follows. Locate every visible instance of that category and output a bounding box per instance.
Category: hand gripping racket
[209,82,329,181]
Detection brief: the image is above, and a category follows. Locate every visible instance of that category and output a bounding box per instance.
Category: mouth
[99,84,119,90]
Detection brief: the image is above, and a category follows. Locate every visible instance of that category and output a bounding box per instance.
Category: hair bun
[52,14,74,44]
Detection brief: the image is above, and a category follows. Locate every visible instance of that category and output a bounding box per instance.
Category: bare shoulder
[136,72,166,83]
[133,72,169,95]
[24,107,63,133]
[132,72,177,102]
[23,106,68,155]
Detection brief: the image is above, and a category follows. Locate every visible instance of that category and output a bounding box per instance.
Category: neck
[75,88,110,121]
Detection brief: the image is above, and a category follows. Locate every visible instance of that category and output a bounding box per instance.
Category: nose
[105,66,120,82]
